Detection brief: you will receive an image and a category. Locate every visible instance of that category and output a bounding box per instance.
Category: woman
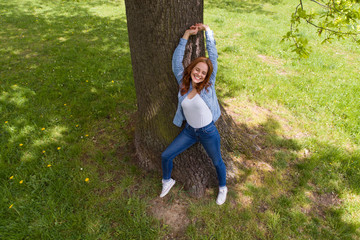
[160,23,227,205]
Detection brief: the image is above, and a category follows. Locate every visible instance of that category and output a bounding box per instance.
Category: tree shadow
[0,0,133,164]
[224,112,360,238]
[0,1,142,238]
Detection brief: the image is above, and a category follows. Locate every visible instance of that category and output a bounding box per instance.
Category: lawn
[1,0,359,239]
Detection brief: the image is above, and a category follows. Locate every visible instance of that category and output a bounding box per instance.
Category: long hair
[180,57,213,96]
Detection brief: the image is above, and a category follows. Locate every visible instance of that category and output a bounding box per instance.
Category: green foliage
[282,0,360,57]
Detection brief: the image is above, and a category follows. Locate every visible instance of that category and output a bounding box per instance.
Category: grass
[1,0,360,239]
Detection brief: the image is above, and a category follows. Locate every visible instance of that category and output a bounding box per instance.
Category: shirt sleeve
[172,38,188,84]
[205,30,218,85]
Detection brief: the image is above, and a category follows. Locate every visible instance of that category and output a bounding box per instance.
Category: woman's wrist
[182,32,190,40]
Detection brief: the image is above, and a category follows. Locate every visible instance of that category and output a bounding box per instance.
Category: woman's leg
[198,123,227,187]
[162,125,197,180]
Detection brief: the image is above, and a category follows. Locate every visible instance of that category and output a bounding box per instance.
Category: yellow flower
[85,178,89,182]
[42,150,46,153]
[5,121,8,124]
[57,147,61,150]
[111,80,114,83]
[19,144,23,147]
[85,134,89,137]
[86,80,89,82]
[76,125,79,127]
[47,164,52,167]
[9,176,14,179]
[19,180,23,184]
[9,204,14,209]
[64,104,67,106]
[41,128,45,131]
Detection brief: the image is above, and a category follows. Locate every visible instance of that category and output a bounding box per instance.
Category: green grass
[1,0,360,239]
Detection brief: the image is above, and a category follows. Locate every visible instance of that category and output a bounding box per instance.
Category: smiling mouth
[193,75,202,81]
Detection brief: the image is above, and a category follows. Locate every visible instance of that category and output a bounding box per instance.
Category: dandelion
[9,204,14,209]
[64,104,67,106]
[19,144,23,147]
[111,80,114,83]
[85,134,89,137]
[47,164,52,167]
[19,180,23,184]
[42,150,46,153]
[5,121,8,124]
[86,80,89,82]
[41,128,45,131]
[9,176,14,180]
[85,178,89,182]
[76,125,79,127]
[57,147,61,150]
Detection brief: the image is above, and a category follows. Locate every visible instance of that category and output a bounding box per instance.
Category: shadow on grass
[186,113,359,238]
[0,0,133,164]
[212,113,360,239]
[0,1,163,239]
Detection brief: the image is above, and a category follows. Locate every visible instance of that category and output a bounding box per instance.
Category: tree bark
[125,0,242,197]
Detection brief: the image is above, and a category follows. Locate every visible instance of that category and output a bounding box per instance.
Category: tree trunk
[125,0,242,197]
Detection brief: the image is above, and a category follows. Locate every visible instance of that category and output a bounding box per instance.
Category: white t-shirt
[181,94,213,128]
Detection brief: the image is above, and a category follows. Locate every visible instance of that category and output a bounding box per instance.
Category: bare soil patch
[148,198,190,239]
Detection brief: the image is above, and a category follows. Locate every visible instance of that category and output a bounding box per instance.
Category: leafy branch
[282,0,360,57]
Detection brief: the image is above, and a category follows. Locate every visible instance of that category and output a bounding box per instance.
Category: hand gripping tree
[124,0,245,197]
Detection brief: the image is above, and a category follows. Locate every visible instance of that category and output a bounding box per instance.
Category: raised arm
[172,27,198,84]
[196,24,218,85]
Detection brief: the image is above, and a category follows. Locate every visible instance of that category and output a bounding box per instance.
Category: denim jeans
[161,121,227,187]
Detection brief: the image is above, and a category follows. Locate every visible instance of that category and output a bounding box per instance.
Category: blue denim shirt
[172,30,221,127]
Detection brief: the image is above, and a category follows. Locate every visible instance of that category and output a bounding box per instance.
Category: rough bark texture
[125,0,241,197]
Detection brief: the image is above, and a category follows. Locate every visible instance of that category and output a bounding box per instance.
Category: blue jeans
[161,121,227,187]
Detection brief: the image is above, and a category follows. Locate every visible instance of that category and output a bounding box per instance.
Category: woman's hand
[182,25,199,40]
[195,23,210,31]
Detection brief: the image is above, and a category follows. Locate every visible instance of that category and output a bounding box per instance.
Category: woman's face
[191,62,208,84]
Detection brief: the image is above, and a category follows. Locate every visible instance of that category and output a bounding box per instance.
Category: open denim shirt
[172,30,221,127]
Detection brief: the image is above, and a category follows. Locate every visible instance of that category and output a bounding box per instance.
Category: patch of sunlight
[32,137,50,147]
[90,36,99,42]
[101,44,111,51]
[58,37,68,42]
[8,125,35,143]
[25,52,39,59]
[9,91,30,107]
[90,87,97,93]
[12,49,22,55]
[20,151,36,162]
[3,125,16,135]
[19,125,35,135]
[49,125,68,140]
[341,191,360,225]
[0,86,35,107]
[86,4,125,20]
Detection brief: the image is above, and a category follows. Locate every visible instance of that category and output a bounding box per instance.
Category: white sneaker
[160,178,176,198]
[216,186,228,205]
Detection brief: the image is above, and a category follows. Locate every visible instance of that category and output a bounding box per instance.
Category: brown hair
[180,57,213,96]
